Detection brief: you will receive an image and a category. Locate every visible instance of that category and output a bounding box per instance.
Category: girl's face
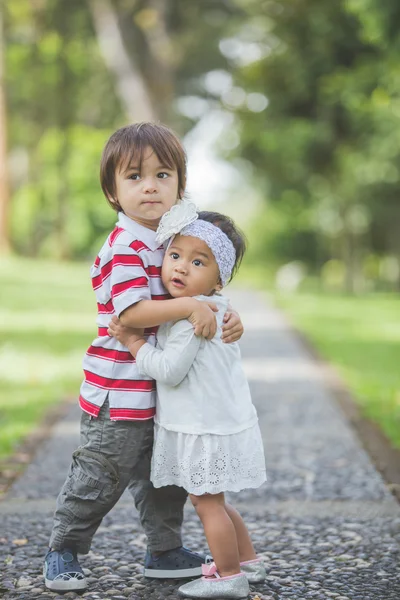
[162,234,222,298]
[111,146,179,231]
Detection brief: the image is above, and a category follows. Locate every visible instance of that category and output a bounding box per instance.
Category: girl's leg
[225,502,257,562]
[190,493,240,577]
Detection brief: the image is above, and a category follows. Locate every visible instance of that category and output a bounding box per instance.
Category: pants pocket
[63,450,119,520]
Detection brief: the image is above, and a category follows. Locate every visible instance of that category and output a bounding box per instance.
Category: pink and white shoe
[240,557,266,583]
[178,562,249,599]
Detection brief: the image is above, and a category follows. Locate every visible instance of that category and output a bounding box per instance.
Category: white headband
[156,200,236,286]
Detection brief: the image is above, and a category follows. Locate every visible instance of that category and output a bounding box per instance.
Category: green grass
[0,257,95,460]
[275,290,400,448]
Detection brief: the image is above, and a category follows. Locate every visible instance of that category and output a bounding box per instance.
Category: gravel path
[1,290,399,599]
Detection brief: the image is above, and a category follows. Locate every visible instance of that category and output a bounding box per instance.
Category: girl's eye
[193,259,203,267]
[158,172,169,179]
[170,252,179,259]
[129,173,140,180]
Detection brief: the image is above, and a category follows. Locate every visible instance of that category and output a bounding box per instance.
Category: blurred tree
[5,0,245,257]
[88,0,156,121]
[88,0,245,128]
[6,0,400,283]
[214,0,400,292]
[6,0,121,257]
[0,1,10,254]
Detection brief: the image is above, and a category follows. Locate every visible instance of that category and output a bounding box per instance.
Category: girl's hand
[188,300,218,339]
[108,316,144,347]
[221,309,244,343]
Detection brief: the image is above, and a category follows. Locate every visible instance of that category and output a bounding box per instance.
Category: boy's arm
[221,308,244,343]
[109,318,201,387]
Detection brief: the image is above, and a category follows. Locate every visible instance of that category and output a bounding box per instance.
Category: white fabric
[135,292,267,494]
[179,220,236,286]
[117,212,164,251]
[135,294,258,435]
[151,422,266,494]
[156,199,198,243]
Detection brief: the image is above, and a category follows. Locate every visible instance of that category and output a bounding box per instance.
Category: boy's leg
[129,479,188,553]
[128,453,211,579]
[49,400,153,554]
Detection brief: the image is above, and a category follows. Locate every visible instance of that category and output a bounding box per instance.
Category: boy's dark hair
[197,211,247,283]
[100,122,187,212]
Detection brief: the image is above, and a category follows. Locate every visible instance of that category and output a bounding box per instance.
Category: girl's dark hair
[197,211,247,283]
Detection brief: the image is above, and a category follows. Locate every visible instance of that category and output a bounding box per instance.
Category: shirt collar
[117,213,161,252]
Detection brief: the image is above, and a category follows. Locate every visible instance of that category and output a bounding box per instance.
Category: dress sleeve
[135,319,201,386]
[109,243,151,317]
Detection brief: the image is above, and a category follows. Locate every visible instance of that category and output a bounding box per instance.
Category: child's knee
[189,492,225,515]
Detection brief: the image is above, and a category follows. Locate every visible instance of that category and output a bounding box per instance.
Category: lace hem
[150,422,267,495]
[151,475,267,496]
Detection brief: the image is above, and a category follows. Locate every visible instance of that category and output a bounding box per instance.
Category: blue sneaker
[144,546,211,579]
[44,548,87,592]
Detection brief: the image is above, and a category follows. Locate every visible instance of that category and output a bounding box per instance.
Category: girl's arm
[119,297,218,339]
[108,318,201,387]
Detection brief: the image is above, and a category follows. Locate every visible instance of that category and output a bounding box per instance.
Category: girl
[109,200,267,599]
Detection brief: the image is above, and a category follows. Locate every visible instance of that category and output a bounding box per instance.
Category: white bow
[156,199,199,244]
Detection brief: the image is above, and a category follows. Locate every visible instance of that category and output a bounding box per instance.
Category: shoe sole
[44,577,88,592]
[144,566,203,578]
[245,576,266,583]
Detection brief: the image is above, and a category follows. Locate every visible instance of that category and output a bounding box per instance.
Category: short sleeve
[110,243,151,317]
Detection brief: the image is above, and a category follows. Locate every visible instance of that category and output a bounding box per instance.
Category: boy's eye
[158,172,169,179]
[193,259,203,267]
[129,173,140,180]
[170,252,179,259]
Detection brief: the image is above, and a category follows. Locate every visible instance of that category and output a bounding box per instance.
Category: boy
[44,122,243,592]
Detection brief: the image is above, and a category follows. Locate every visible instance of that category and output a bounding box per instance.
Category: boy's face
[111,146,179,230]
[162,234,222,298]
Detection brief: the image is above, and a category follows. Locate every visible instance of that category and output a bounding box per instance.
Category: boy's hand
[108,316,144,347]
[221,309,244,343]
[188,300,218,339]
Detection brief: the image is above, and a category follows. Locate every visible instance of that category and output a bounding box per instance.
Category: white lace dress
[135,294,267,495]
[151,422,266,495]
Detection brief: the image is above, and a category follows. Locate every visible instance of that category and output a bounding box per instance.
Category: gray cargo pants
[49,400,188,554]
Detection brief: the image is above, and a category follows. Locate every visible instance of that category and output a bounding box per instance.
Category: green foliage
[276,290,400,448]
[10,125,116,258]
[5,0,247,258]
[5,0,121,258]
[0,257,93,459]
[4,0,400,290]
[218,0,400,291]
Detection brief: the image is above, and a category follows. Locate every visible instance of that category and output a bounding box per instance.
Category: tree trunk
[0,5,10,254]
[55,131,71,260]
[127,0,176,124]
[88,0,156,122]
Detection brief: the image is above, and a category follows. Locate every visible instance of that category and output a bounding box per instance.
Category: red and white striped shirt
[79,213,169,420]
